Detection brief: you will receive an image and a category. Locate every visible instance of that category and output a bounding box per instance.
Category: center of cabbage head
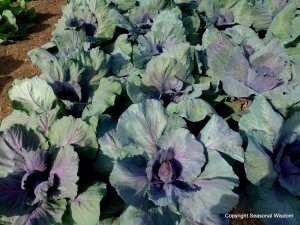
[158,160,177,183]
[22,170,48,191]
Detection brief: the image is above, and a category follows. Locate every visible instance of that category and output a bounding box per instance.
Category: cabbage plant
[239,95,300,225]
[108,100,243,224]
[0,0,35,44]
[0,125,78,224]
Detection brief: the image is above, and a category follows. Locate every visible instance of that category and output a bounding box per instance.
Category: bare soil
[0,0,67,122]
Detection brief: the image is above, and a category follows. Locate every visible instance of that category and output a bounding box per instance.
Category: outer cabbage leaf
[251,2,273,31]
[128,5,158,34]
[109,9,140,37]
[0,176,31,216]
[139,0,167,10]
[99,218,120,225]
[197,0,235,26]
[82,78,122,120]
[182,11,201,40]
[239,95,284,143]
[97,115,122,160]
[46,116,98,159]
[133,32,183,68]
[279,111,300,144]
[110,155,152,210]
[69,47,111,93]
[179,150,239,223]
[151,10,186,41]
[263,82,300,115]
[53,29,92,52]
[37,47,113,116]
[247,184,300,225]
[49,145,79,199]
[142,57,188,94]
[0,108,61,135]
[265,2,300,46]
[167,99,216,122]
[179,215,229,225]
[112,0,136,11]
[197,0,252,27]
[116,99,168,156]
[222,76,258,97]
[8,77,57,114]
[201,26,223,49]
[126,74,150,104]
[230,0,252,27]
[12,200,67,225]
[244,133,278,188]
[206,36,235,80]
[127,53,214,122]
[68,182,107,225]
[113,34,132,55]
[160,43,194,75]
[0,125,46,177]
[88,0,116,41]
[0,111,35,131]
[240,95,300,216]
[198,115,244,162]
[110,48,135,76]
[221,40,286,97]
[224,25,264,53]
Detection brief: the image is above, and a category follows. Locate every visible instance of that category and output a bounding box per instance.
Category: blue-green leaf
[239,95,284,144]
[69,182,107,225]
[12,200,67,225]
[179,150,239,223]
[116,100,168,156]
[8,77,57,114]
[110,156,152,210]
[198,115,244,162]
[167,99,216,122]
[47,116,98,159]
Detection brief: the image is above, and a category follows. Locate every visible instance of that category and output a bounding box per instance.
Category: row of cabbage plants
[0,0,35,44]
[1,0,300,224]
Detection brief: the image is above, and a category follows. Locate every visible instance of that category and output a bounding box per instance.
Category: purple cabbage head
[109,100,242,223]
[65,8,98,36]
[129,6,157,34]
[0,125,79,224]
[207,37,289,97]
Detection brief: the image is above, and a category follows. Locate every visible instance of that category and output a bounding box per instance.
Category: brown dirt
[0,0,67,123]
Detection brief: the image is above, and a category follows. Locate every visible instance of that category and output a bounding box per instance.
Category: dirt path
[0,0,67,122]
